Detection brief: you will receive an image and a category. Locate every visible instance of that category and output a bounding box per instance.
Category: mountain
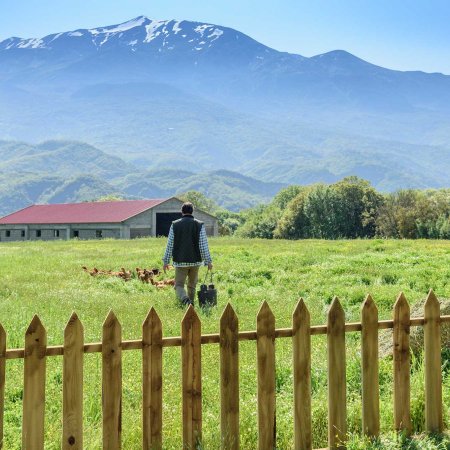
[0,17,449,191]
[0,140,283,216]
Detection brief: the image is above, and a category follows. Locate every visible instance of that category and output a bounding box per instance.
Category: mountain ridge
[0,140,283,215]
[0,16,449,194]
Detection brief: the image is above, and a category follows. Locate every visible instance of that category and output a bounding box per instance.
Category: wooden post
[63,313,84,449]
[424,289,443,432]
[292,299,311,450]
[257,301,276,450]
[220,303,239,450]
[181,305,202,449]
[102,311,122,450]
[361,295,380,438]
[22,315,47,450]
[0,323,5,449]
[393,292,411,434]
[142,308,163,450]
[327,297,346,449]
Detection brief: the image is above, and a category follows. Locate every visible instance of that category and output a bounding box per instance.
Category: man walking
[163,202,213,306]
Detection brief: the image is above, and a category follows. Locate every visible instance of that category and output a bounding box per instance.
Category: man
[163,202,213,306]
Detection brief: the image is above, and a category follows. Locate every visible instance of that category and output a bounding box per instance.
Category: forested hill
[0,140,283,216]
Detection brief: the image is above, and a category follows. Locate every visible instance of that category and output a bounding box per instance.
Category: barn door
[156,213,182,236]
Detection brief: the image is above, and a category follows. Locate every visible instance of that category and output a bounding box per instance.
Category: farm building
[0,198,218,242]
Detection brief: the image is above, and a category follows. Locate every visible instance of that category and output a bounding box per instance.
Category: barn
[0,198,219,242]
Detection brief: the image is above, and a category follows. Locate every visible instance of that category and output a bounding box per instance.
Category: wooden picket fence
[0,289,447,449]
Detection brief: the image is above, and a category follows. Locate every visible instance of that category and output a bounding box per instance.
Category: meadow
[0,237,449,449]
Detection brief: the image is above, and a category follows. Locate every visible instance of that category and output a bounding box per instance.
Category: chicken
[82,266,100,276]
[136,267,156,284]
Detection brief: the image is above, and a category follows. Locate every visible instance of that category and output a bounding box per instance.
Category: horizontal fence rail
[0,289,446,449]
[5,316,449,359]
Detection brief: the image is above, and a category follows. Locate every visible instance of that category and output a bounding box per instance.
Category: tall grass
[0,238,449,448]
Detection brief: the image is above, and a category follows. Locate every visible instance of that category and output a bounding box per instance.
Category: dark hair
[181,202,194,214]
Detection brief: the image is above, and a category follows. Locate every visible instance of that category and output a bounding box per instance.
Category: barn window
[21,230,25,237]
[5,230,10,237]
[36,230,41,238]
[73,230,79,238]
[54,230,60,238]
[96,230,103,238]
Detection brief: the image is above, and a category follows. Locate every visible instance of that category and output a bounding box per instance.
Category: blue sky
[1,0,449,74]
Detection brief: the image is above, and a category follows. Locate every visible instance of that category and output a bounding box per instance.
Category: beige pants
[174,266,200,301]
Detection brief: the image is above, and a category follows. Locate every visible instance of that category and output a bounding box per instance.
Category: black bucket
[198,271,217,307]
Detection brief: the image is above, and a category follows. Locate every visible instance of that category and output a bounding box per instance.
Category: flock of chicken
[82,266,175,288]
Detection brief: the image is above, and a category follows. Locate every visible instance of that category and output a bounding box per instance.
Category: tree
[333,177,384,238]
[178,190,219,213]
[302,184,342,238]
[274,190,310,239]
[235,205,280,239]
[214,209,244,236]
[272,185,305,210]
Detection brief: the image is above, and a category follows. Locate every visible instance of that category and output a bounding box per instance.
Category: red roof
[0,199,169,225]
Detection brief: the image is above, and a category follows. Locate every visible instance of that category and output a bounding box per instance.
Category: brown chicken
[82,266,100,276]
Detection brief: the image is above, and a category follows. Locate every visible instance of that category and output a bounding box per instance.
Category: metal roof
[0,199,170,225]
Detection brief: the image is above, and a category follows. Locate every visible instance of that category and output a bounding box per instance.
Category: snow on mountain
[0,16,229,52]
[88,16,147,35]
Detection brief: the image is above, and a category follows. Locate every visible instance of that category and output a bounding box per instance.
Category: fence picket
[0,291,448,448]
[361,295,379,438]
[0,324,5,448]
[63,313,84,449]
[220,303,239,450]
[292,299,311,450]
[424,289,443,432]
[257,301,276,450]
[182,305,202,449]
[393,293,411,434]
[327,297,346,450]
[142,307,163,450]
[22,315,47,450]
[102,311,122,450]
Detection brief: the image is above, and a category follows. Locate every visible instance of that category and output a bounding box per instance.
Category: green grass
[0,238,449,449]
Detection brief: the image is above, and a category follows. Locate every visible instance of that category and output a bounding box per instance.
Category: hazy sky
[1,0,449,74]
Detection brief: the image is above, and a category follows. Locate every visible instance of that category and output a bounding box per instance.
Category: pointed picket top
[394,292,409,312]
[257,300,274,318]
[26,314,46,336]
[0,321,6,359]
[220,303,238,324]
[103,309,121,329]
[425,289,439,310]
[293,298,309,317]
[292,298,310,329]
[257,300,274,320]
[143,307,161,328]
[257,301,275,337]
[0,321,5,342]
[361,294,378,314]
[181,305,201,333]
[328,296,344,320]
[64,312,84,336]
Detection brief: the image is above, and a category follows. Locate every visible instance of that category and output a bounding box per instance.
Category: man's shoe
[180,296,193,307]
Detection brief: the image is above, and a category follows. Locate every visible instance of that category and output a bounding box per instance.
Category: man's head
[181,202,194,215]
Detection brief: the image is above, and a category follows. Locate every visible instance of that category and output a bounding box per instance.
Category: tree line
[181,177,450,239]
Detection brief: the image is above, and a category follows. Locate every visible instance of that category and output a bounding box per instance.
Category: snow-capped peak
[0,16,228,52]
[88,16,148,35]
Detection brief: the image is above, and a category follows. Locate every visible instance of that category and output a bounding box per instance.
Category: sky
[1,0,449,74]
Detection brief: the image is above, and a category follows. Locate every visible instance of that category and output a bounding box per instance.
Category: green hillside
[0,141,283,215]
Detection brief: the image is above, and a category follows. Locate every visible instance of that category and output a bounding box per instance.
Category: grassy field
[0,238,449,449]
